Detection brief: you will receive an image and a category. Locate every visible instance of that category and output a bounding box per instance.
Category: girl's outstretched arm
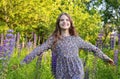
[76,36,114,65]
[21,36,53,64]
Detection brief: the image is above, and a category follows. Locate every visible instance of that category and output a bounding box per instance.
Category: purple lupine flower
[7,29,14,33]
[0,46,3,52]
[96,33,103,49]
[6,33,14,39]
[7,37,15,58]
[27,41,32,52]
[2,29,15,58]
[118,34,120,46]
[0,46,4,58]
[0,29,15,79]
[27,41,32,48]
[3,40,9,56]
[98,33,103,46]
[113,49,119,65]
[51,52,57,75]
[110,33,115,49]
[9,39,15,47]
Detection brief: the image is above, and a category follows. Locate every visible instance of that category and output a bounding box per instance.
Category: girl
[21,13,114,79]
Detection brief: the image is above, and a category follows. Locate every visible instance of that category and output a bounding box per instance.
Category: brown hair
[52,13,78,49]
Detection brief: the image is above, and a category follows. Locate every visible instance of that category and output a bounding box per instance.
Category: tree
[0,0,101,43]
[87,0,120,44]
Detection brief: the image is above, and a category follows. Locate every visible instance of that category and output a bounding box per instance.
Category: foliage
[0,0,102,43]
[87,0,120,46]
[88,0,120,33]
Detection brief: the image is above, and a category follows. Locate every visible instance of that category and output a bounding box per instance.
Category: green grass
[6,49,54,79]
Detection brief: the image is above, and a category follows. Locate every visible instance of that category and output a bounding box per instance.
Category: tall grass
[2,48,119,79]
[6,49,54,79]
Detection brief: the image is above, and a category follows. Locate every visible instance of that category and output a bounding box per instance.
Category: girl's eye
[66,19,69,21]
[60,19,69,21]
[60,19,64,21]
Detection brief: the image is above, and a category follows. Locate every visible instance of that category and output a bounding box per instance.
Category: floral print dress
[22,36,112,79]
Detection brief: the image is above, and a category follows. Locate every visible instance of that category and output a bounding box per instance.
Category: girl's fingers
[109,59,115,66]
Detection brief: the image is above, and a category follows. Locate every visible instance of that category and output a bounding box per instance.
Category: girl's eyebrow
[60,19,64,21]
[60,19,63,20]
[60,18,69,20]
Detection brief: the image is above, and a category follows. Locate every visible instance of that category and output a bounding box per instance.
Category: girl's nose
[63,21,66,24]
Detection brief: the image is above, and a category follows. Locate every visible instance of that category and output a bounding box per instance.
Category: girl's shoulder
[72,36,85,42]
[71,35,81,39]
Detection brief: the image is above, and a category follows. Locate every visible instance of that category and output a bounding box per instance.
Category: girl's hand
[108,59,115,66]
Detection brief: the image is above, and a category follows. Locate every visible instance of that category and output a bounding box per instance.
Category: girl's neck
[61,29,70,37]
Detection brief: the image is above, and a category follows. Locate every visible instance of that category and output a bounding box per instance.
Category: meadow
[0,30,120,79]
[1,48,119,79]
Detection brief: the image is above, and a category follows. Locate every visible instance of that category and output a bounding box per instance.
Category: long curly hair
[52,13,78,49]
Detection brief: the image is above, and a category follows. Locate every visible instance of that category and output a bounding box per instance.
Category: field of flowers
[0,48,120,79]
[0,30,120,79]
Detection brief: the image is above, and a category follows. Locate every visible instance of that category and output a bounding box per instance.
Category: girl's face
[59,15,71,30]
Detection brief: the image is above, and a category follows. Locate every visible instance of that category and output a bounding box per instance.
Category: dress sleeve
[76,36,112,62]
[22,36,54,64]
